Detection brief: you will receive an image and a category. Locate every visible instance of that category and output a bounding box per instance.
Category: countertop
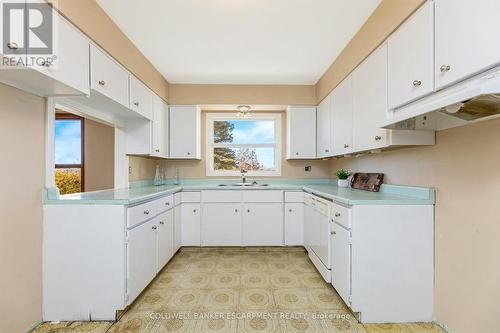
[44,180,435,206]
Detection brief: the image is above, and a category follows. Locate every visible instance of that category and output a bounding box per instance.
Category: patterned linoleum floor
[33,247,445,333]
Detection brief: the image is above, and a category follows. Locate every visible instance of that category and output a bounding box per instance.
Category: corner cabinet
[435,0,500,89]
[286,106,317,159]
[169,105,201,159]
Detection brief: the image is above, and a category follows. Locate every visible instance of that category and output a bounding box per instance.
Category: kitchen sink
[217,183,269,187]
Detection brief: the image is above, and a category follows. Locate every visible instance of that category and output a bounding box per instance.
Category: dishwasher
[304,193,332,282]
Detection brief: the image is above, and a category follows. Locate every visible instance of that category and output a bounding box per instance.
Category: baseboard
[23,320,43,333]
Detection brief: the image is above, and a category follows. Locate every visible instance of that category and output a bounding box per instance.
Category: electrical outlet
[305,166,312,172]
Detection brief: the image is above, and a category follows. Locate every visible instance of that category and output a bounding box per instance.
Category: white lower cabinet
[284,203,304,246]
[157,210,174,271]
[181,203,201,246]
[173,199,182,253]
[330,222,351,307]
[127,218,158,304]
[201,204,242,246]
[243,203,283,246]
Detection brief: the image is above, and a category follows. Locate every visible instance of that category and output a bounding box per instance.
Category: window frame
[205,112,282,177]
[55,112,85,192]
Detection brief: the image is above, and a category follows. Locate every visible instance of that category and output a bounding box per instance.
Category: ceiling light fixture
[237,105,252,118]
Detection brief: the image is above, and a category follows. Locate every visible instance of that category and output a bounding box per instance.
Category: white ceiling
[96,0,381,85]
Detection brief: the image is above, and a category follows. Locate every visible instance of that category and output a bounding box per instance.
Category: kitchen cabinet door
[243,204,283,246]
[90,45,130,108]
[169,106,201,159]
[284,203,304,246]
[316,93,333,158]
[173,204,182,252]
[181,203,201,246]
[152,94,169,157]
[33,8,90,95]
[286,106,317,159]
[331,75,354,155]
[201,204,242,246]
[353,44,389,152]
[157,210,174,271]
[331,223,351,307]
[130,75,153,120]
[127,219,157,304]
[435,0,500,89]
[388,0,434,108]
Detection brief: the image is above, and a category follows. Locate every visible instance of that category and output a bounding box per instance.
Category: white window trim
[205,113,282,177]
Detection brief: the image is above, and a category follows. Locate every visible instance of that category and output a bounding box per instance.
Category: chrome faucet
[241,169,248,184]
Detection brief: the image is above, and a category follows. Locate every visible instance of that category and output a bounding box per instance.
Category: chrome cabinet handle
[144,210,149,215]
[165,202,170,206]
[152,226,157,230]
[134,102,139,106]
[330,231,336,235]
[155,149,160,152]
[335,212,341,217]
[159,221,164,225]
[98,80,106,86]
[440,65,451,72]
[375,136,382,141]
[412,80,422,87]
[7,42,18,49]
[344,144,349,148]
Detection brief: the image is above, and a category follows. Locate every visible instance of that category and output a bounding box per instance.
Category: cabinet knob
[159,221,164,225]
[187,152,191,155]
[247,209,250,213]
[412,80,422,87]
[152,226,157,230]
[134,102,140,107]
[289,209,292,212]
[98,80,106,86]
[325,149,329,153]
[295,152,299,155]
[344,144,349,149]
[144,210,150,215]
[155,149,160,152]
[440,65,451,72]
[335,212,341,217]
[330,231,336,235]
[165,202,170,206]
[193,209,197,213]
[7,42,18,50]
[374,136,382,141]
[235,209,238,213]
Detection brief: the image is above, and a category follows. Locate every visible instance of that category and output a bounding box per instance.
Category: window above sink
[206,113,282,177]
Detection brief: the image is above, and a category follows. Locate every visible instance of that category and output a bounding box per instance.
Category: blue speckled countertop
[44,179,435,206]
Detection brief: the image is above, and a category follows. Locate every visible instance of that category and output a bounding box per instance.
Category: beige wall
[169,84,316,106]
[50,0,170,102]
[84,119,115,191]
[0,84,44,333]
[129,111,331,181]
[315,0,425,102]
[329,120,500,333]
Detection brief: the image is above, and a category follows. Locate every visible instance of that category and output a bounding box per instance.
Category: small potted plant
[335,169,352,188]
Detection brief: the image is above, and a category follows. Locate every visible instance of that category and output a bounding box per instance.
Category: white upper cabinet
[286,106,317,159]
[435,0,500,89]
[388,1,434,108]
[90,44,130,108]
[353,44,389,152]
[129,76,153,120]
[316,93,333,158]
[169,105,201,159]
[331,75,354,155]
[152,94,169,157]
[0,1,90,96]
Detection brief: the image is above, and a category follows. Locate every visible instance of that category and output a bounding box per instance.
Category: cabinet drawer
[127,201,157,229]
[181,191,201,203]
[331,202,351,229]
[243,190,283,203]
[285,191,304,203]
[156,195,174,213]
[202,190,242,203]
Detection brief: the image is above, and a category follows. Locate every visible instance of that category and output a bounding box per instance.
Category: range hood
[383,66,500,131]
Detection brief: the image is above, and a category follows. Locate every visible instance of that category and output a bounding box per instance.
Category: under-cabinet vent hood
[384,67,500,131]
